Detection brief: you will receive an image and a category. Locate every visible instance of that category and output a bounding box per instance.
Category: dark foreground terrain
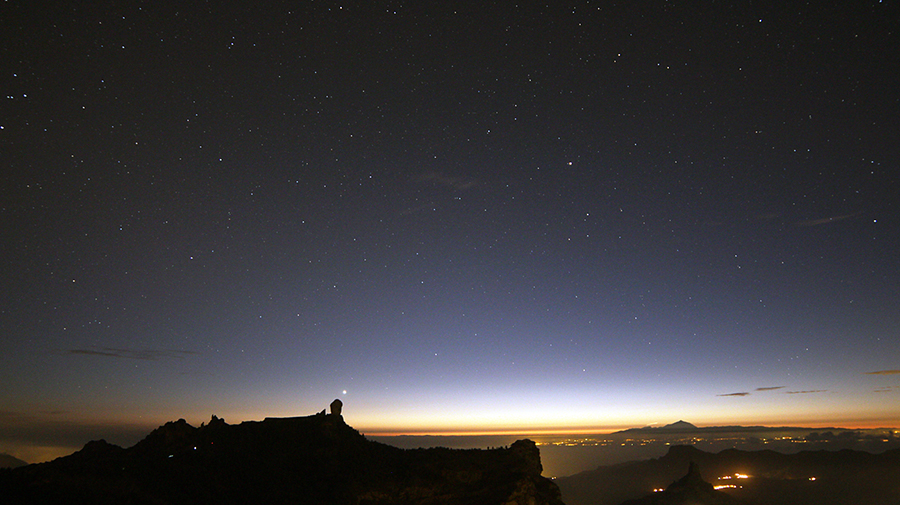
[557,444,900,505]
[0,413,563,505]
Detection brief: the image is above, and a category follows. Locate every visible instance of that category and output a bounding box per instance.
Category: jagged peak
[130,418,198,456]
[666,461,713,493]
[203,414,227,428]
[619,460,737,505]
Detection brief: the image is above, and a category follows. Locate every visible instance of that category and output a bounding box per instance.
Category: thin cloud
[785,390,827,394]
[717,392,750,397]
[416,171,478,191]
[755,386,786,392]
[399,202,436,216]
[66,347,198,361]
[795,211,862,227]
[866,370,900,375]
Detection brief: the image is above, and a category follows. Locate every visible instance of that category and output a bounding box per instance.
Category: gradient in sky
[2,1,899,463]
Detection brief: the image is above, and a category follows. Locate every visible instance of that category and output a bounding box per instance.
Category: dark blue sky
[2,1,898,463]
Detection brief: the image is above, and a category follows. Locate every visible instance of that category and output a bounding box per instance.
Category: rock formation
[0,412,563,505]
[618,461,739,505]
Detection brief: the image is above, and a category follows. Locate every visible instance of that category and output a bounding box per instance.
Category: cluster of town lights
[713,472,749,490]
[708,473,816,491]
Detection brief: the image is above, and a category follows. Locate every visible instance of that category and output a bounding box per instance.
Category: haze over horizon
[2,1,898,464]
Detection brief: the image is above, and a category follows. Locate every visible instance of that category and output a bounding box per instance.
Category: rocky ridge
[0,411,563,505]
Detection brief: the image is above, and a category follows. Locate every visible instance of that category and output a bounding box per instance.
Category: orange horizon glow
[356,419,900,437]
[13,407,900,436]
[6,416,899,466]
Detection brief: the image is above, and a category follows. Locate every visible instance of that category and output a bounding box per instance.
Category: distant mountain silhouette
[0,453,28,469]
[613,421,863,435]
[658,420,698,431]
[0,411,564,505]
[556,444,900,505]
[616,420,699,433]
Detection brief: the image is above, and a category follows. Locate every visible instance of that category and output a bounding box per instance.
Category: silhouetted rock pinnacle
[619,461,739,505]
[666,461,713,493]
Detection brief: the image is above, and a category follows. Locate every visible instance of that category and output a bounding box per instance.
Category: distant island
[616,420,700,432]
[615,420,867,434]
[613,420,899,439]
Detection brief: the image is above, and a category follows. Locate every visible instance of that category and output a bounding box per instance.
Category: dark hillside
[0,412,563,505]
[557,445,900,505]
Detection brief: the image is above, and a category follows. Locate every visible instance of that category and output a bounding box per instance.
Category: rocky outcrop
[619,461,739,505]
[667,461,713,493]
[0,413,564,505]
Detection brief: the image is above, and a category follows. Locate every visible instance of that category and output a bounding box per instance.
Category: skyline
[2,1,898,464]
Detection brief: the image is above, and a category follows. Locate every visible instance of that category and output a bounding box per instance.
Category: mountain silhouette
[616,420,699,434]
[0,453,28,469]
[659,420,698,430]
[0,411,564,505]
[556,444,900,505]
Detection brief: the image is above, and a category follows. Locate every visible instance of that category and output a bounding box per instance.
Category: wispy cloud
[866,370,900,375]
[795,211,862,227]
[399,202,436,216]
[720,386,825,397]
[66,347,198,360]
[415,171,478,191]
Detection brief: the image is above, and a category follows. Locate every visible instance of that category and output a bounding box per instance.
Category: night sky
[2,1,899,463]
